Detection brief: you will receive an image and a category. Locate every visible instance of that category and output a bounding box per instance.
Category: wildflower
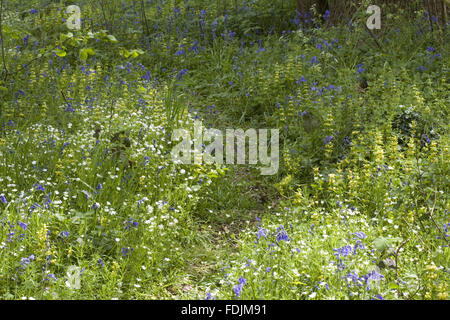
[45,273,57,282]
[177,69,188,81]
[276,225,290,243]
[124,218,138,230]
[18,221,28,230]
[256,227,268,240]
[297,75,306,85]
[233,283,243,297]
[1,194,8,204]
[23,34,30,46]
[324,135,333,145]
[122,247,134,257]
[60,231,70,238]
[35,184,45,192]
[334,245,353,258]
[353,232,367,239]
[205,292,215,300]
[20,254,35,267]
[91,203,100,210]
[97,259,104,267]
[356,64,365,74]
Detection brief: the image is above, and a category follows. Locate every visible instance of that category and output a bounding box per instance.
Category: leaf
[137,86,146,94]
[120,49,131,58]
[80,48,95,60]
[106,34,118,42]
[374,237,391,251]
[54,48,67,57]
[389,282,399,289]
[80,50,88,61]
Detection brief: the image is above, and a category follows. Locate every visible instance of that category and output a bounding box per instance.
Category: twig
[365,24,382,50]
[401,216,429,251]
[429,188,449,245]
[0,0,8,81]
[60,89,70,108]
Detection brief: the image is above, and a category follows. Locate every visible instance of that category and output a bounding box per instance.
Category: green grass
[0,0,448,300]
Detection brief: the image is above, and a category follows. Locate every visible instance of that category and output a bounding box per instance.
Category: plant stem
[0,0,8,81]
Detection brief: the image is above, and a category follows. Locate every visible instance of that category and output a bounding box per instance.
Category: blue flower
[60,231,70,238]
[91,203,100,210]
[20,254,35,267]
[122,247,134,257]
[177,69,188,80]
[356,64,365,74]
[256,227,268,240]
[124,218,138,230]
[97,259,104,267]
[205,292,215,300]
[296,75,306,85]
[276,225,290,243]
[23,34,30,46]
[233,283,243,297]
[0,195,7,204]
[353,232,367,239]
[34,184,45,192]
[18,221,28,230]
[45,273,57,282]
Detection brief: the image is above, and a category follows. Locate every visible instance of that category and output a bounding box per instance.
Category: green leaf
[106,34,118,42]
[54,48,67,57]
[129,49,144,58]
[80,50,88,61]
[120,49,131,58]
[374,237,391,251]
[137,86,146,94]
[130,50,140,58]
[389,283,399,289]
[80,48,95,60]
